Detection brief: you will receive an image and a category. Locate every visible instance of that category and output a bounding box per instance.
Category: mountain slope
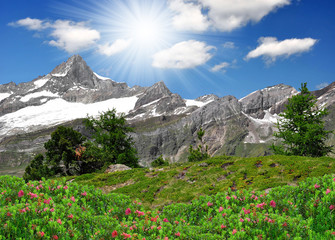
[1,55,335,175]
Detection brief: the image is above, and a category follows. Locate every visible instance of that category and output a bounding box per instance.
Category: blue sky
[1,0,335,99]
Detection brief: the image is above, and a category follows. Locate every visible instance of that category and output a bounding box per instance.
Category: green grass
[70,155,335,208]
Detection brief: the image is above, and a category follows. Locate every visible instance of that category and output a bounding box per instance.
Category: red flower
[330,205,335,210]
[314,184,320,189]
[112,230,118,238]
[53,235,59,240]
[18,190,24,197]
[57,219,62,225]
[68,214,73,219]
[219,206,224,212]
[38,231,45,237]
[6,212,12,217]
[125,208,131,215]
[282,222,288,227]
[221,224,227,229]
[232,229,237,235]
[270,200,276,208]
[70,196,75,202]
[163,218,169,222]
[175,232,180,237]
[81,191,87,196]
[207,202,213,207]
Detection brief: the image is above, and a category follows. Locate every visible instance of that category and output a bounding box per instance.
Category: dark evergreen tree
[151,155,169,167]
[188,127,210,162]
[44,126,86,175]
[84,109,139,168]
[271,83,333,157]
[23,154,51,181]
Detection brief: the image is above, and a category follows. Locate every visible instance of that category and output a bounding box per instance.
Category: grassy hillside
[1,157,335,239]
[69,155,335,208]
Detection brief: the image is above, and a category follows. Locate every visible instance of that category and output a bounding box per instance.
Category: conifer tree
[271,83,333,157]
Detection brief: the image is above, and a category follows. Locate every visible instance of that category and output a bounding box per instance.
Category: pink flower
[53,235,58,240]
[125,208,131,215]
[57,219,62,224]
[38,231,45,237]
[57,185,61,189]
[207,202,213,207]
[221,224,227,229]
[163,218,169,222]
[164,237,169,240]
[18,190,24,197]
[314,184,320,189]
[157,226,162,230]
[121,232,131,239]
[63,185,68,190]
[219,206,223,212]
[326,189,331,195]
[222,213,227,217]
[240,218,244,222]
[243,208,250,215]
[232,229,237,235]
[330,205,335,210]
[81,191,87,196]
[68,214,73,219]
[226,196,231,200]
[270,200,276,208]
[43,208,48,212]
[50,208,55,212]
[70,196,75,202]
[44,199,51,204]
[175,232,180,237]
[112,230,118,238]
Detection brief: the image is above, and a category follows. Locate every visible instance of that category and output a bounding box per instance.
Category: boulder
[105,164,132,174]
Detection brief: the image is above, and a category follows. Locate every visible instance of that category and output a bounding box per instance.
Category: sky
[1,0,335,99]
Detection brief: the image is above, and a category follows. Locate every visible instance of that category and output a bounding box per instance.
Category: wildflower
[219,206,224,212]
[125,208,131,215]
[164,238,169,240]
[221,224,227,229]
[53,235,58,239]
[330,205,335,210]
[282,222,288,227]
[57,219,62,224]
[270,200,276,208]
[207,202,213,207]
[157,226,162,230]
[174,221,179,224]
[68,214,73,219]
[50,208,55,212]
[68,203,72,207]
[44,198,51,204]
[18,190,24,197]
[222,213,227,217]
[163,218,169,222]
[243,208,250,215]
[38,231,45,237]
[226,196,231,200]
[175,232,180,237]
[57,185,61,189]
[240,218,244,222]
[43,208,48,212]
[81,191,87,196]
[64,185,68,190]
[70,196,75,202]
[121,232,131,239]
[232,229,237,235]
[112,230,118,237]
[314,184,320,189]
[6,212,12,217]
[326,189,331,195]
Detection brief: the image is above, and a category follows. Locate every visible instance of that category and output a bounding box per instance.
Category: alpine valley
[1,55,335,176]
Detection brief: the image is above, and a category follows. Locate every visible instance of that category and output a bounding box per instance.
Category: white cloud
[211,59,237,73]
[168,0,210,32]
[9,18,100,53]
[199,0,291,32]
[98,39,132,56]
[152,40,215,69]
[9,17,49,31]
[316,82,329,90]
[211,62,230,72]
[49,20,100,53]
[223,42,236,49]
[245,37,318,64]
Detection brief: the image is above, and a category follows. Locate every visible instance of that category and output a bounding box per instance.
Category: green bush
[151,155,169,167]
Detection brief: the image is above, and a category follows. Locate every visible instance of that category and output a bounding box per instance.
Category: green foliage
[151,155,169,167]
[84,109,139,168]
[44,126,86,175]
[24,126,86,180]
[272,83,333,157]
[2,171,335,239]
[23,154,51,181]
[188,127,210,162]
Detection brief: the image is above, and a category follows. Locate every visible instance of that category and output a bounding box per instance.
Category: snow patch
[94,72,111,81]
[185,99,213,108]
[0,93,11,102]
[20,91,59,102]
[34,76,50,88]
[0,96,138,136]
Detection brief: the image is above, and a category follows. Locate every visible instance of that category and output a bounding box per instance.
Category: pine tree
[188,127,210,162]
[271,83,333,157]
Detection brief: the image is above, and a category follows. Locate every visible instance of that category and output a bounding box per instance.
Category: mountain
[1,55,335,175]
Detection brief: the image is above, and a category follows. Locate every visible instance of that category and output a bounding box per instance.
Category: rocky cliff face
[1,55,335,175]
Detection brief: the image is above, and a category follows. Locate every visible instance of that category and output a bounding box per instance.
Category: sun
[133,19,160,46]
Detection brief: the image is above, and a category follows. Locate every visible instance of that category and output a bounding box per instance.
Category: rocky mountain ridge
[1,55,334,173]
